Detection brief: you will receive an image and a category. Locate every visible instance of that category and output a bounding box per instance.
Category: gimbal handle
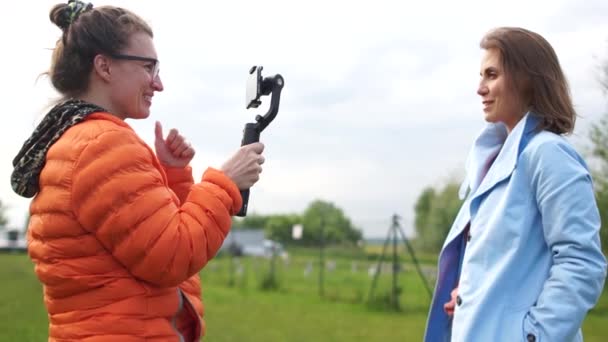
[236,72,284,217]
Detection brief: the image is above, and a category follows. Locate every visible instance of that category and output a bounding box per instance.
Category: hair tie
[67,0,93,24]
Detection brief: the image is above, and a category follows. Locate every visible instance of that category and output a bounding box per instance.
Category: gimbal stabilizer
[236,66,284,217]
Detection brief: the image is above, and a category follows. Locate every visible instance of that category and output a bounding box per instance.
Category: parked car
[220,228,287,258]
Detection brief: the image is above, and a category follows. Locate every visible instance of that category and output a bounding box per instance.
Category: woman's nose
[152,75,164,92]
[477,83,488,96]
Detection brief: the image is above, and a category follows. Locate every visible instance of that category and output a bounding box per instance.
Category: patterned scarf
[11,99,106,198]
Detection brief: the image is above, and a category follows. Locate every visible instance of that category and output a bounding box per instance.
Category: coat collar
[459,112,540,201]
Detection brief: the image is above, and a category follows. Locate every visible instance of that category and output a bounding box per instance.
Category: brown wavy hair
[480,27,576,134]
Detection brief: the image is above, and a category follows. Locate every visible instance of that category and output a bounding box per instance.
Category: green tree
[264,214,301,243]
[231,213,270,230]
[589,53,608,252]
[413,182,462,252]
[300,200,362,246]
[414,187,436,237]
[0,200,9,227]
[230,201,361,245]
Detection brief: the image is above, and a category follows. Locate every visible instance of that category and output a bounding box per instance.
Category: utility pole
[319,215,325,298]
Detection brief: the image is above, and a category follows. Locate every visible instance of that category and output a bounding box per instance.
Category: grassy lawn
[0,251,606,341]
[203,287,426,341]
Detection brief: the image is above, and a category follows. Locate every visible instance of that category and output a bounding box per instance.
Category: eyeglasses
[110,53,160,79]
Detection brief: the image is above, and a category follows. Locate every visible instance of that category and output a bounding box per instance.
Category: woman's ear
[92,55,112,82]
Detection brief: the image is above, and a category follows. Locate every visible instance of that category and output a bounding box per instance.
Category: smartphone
[246,65,263,109]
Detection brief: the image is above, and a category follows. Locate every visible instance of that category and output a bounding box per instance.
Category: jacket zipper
[171,289,185,342]
[172,288,202,342]
[182,289,202,340]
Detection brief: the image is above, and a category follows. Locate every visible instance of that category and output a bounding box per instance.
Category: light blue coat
[424,113,607,342]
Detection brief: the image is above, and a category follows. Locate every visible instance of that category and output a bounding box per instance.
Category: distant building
[219,228,286,258]
[0,227,27,252]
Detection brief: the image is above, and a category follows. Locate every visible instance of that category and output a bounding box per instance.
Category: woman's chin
[134,107,151,119]
[483,112,497,123]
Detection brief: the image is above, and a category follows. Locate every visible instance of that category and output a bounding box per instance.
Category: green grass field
[0,250,606,341]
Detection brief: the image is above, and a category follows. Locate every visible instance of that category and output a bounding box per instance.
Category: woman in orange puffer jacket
[10,1,265,341]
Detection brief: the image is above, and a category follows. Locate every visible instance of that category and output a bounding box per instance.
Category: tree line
[232,199,363,246]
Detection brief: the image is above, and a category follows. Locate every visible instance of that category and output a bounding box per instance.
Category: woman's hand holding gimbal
[221,143,265,190]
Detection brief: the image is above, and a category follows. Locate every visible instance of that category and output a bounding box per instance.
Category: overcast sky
[0,0,607,238]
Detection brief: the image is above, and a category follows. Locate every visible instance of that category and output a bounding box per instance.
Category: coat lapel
[442,122,508,246]
[442,197,472,248]
[467,114,540,208]
[447,113,541,240]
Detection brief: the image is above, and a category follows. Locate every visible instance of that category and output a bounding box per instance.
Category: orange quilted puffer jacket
[27,113,241,341]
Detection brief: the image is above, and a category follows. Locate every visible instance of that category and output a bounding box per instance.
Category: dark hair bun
[50,4,72,31]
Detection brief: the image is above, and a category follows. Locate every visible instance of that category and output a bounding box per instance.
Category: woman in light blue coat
[424,27,607,342]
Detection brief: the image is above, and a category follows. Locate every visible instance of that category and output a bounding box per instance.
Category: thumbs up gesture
[154,121,195,168]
